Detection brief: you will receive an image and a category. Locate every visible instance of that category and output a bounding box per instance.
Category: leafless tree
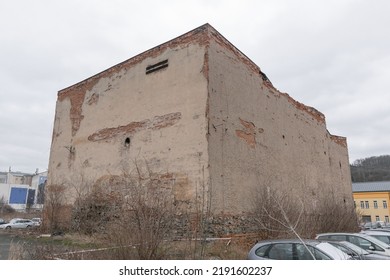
[252,186,316,259]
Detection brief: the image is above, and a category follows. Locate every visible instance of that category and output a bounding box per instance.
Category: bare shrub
[7,242,25,260]
[304,194,359,236]
[252,186,359,241]
[0,195,16,214]
[105,171,175,260]
[8,241,56,260]
[252,186,304,239]
[72,183,123,235]
[1,204,15,214]
[42,184,66,231]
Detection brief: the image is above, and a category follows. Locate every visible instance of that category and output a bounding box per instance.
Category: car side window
[350,236,384,252]
[295,244,331,260]
[268,244,293,260]
[348,236,367,248]
[295,244,314,260]
[312,247,332,260]
[255,244,271,257]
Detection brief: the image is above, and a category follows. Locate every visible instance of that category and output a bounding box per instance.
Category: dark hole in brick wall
[146,59,168,74]
[125,137,130,147]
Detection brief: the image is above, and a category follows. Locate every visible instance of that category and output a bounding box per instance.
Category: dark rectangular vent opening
[146,59,168,74]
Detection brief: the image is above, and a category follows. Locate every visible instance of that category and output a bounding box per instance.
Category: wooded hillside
[350,155,390,182]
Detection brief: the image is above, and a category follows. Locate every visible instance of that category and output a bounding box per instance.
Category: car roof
[316,232,390,248]
[254,239,321,246]
[317,232,369,237]
[250,239,349,259]
[362,230,390,236]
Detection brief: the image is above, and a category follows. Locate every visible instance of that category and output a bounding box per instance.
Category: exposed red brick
[235,118,256,148]
[58,85,88,136]
[283,93,326,124]
[151,112,182,130]
[330,135,348,148]
[88,112,182,142]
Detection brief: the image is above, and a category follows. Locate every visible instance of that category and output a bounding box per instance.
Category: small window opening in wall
[146,59,168,74]
[125,137,130,147]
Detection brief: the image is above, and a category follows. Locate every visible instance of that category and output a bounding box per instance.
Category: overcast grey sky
[1,0,389,173]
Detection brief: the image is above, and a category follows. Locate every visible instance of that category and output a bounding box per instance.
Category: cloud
[1,0,389,172]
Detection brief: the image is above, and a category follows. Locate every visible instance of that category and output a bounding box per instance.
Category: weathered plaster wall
[48,28,211,205]
[48,24,353,221]
[206,30,353,214]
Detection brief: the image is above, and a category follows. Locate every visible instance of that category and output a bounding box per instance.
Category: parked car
[362,221,390,230]
[363,227,390,232]
[316,233,390,257]
[324,240,390,260]
[247,239,350,260]
[361,230,390,245]
[0,218,34,229]
[31,218,42,227]
[0,218,6,225]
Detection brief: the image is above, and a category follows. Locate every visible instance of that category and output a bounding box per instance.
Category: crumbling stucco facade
[48,24,353,220]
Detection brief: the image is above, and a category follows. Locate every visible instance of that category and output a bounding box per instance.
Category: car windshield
[370,235,390,244]
[339,241,370,255]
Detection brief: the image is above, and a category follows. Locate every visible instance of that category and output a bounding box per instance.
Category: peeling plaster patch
[88,112,182,142]
[87,93,99,105]
[172,174,193,202]
[151,172,175,188]
[201,50,209,80]
[235,118,256,148]
[58,87,87,137]
[239,118,255,131]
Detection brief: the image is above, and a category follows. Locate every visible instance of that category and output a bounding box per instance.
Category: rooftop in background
[352,181,390,193]
[0,171,34,176]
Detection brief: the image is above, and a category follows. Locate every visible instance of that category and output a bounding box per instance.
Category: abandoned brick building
[47,24,354,232]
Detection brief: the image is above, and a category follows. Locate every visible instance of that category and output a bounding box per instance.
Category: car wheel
[26,225,31,228]
[5,226,11,230]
